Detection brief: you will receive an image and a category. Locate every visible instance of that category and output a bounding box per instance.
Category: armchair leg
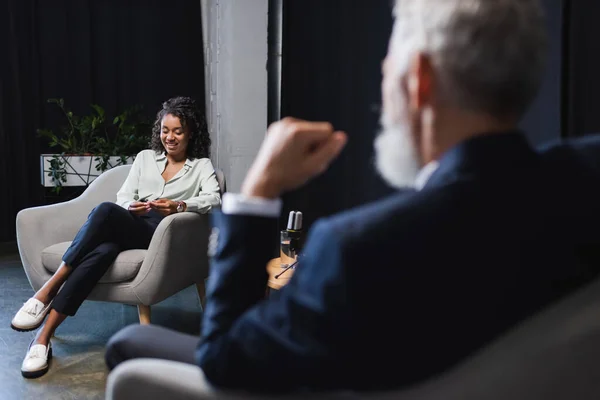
[138,305,151,324]
[196,282,206,310]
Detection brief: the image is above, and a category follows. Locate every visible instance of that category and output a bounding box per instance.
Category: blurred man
[106,0,600,395]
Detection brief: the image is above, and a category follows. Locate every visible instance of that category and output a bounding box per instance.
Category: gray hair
[393,0,547,119]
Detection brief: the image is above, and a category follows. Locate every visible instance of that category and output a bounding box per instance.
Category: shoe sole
[10,323,42,333]
[10,308,51,332]
[21,348,52,379]
[10,317,47,332]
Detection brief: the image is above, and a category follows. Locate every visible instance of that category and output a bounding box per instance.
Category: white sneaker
[21,341,52,378]
[11,298,52,332]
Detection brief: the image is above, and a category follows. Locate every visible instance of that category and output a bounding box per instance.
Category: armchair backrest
[79,165,132,205]
[215,168,226,195]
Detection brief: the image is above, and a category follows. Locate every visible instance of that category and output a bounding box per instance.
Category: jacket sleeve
[197,211,351,393]
[183,159,221,213]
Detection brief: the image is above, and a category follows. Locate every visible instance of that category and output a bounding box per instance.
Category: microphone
[287,211,296,230]
[293,211,302,231]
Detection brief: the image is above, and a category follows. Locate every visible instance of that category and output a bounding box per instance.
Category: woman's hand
[148,199,179,216]
[128,201,150,216]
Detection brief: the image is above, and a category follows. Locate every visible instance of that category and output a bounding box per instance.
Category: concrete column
[201,0,269,192]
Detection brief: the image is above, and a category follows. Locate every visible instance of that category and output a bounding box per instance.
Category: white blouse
[116,149,221,213]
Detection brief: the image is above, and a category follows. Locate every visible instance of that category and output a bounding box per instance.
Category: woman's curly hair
[150,96,211,159]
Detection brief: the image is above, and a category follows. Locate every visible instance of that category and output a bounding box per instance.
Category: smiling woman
[120,96,218,216]
[10,96,221,379]
[161,114,190,163]
[151,96,211,161]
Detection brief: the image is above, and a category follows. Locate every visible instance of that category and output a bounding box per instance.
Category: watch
[176,201,185,213]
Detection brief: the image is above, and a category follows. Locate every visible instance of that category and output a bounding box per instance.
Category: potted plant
[38,98,151,193]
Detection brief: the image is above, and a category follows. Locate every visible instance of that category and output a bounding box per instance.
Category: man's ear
[407,52,434,111]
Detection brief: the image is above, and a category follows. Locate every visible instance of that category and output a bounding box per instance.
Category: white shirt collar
[154,151,194,169]
[414,161,440,190]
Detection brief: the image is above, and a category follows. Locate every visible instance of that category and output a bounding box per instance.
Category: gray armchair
[107,275,600,399]
[16,164,225,323]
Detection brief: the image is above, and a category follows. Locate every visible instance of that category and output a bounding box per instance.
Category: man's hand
[128,201,150,216]
[148,199,179,216]
[241,117,347,199]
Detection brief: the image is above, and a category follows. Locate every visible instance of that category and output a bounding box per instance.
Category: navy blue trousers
[53,202,163,316]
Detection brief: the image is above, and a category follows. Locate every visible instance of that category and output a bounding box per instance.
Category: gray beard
[374,123,421,189]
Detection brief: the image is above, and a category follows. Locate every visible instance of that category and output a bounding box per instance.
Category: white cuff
[222,193,282,218]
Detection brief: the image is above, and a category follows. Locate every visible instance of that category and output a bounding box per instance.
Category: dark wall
[0,0,205,242]
[280,0,395,234]
[36,0,206,145]
[564,0,600,136]
[520,0,565,145]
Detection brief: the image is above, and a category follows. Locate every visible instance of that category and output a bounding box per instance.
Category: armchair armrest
[16,165,131,291]
[107,359,222,400]
[107,359,355,400]
[131,212,211,305]
[16,198,96,291]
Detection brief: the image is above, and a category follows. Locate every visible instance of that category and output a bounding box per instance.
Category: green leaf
[91,104,105,118]
[37,129,56,138]
[113,117,120,124]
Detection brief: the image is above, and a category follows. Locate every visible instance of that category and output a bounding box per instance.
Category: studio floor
[0,253,203,400]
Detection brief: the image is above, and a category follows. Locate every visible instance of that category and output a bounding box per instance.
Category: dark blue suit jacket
[196,132,600,394]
